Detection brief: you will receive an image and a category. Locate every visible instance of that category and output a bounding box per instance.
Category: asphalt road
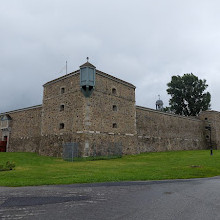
[0,177,220,220]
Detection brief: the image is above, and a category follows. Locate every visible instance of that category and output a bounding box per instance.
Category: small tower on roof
[80,57,96,97]
[156,95,163,111]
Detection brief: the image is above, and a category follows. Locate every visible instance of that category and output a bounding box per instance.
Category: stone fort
[0,61,219,156]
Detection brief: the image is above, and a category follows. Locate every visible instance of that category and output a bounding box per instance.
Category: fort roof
[0,104,42,116]
[43,68,136,89]
[136,105,201,121]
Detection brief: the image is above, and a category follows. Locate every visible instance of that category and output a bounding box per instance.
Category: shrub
[6,161,16,170]
[0,161,15,171]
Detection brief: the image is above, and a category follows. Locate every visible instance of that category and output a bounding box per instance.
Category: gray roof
[44,64,136,89]
[80,61,96,69]
[156,100,163,105]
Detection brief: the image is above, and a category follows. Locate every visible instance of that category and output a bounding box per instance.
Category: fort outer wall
[39,68,137,157]
[2,60,220,156]
[136,106,207,152]
[199,110,220,149]
[0,105,42,153]
[1,103,210,156]
[1,104,220,156]
[80,69,137,156]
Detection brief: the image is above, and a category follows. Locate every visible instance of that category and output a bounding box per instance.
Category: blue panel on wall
[88,68,95,86]
[80,67,95,87]
[80,63,96,97]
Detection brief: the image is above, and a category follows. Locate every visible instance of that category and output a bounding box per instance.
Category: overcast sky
[0,0,220,113]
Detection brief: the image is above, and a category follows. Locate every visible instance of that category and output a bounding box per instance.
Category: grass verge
[0,150,219,187]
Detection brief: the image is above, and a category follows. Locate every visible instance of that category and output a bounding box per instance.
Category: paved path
[0,177,220,220]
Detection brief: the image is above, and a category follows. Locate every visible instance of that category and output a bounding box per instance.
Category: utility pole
[205,125,212,155]
[66,61,67,75]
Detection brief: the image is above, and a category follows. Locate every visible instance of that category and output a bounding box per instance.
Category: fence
[63,142,79,161]
[63,142,123,161]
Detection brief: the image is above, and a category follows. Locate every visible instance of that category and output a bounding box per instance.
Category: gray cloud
[0,0,219,112]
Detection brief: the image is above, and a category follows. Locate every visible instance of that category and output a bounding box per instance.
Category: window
[205,118,208,120]
[59,123,65,130]
[206,135,209,139]
[113,105,117,111]
[61,87,65,94]
[60,104,64,111]
[1,120,8,129]
[113,123,117,128]
[112,88,116,94]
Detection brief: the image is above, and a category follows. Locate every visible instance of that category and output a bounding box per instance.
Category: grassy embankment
[0,150,219,187]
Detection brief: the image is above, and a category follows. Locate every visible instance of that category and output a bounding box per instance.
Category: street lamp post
[205,125,212,156]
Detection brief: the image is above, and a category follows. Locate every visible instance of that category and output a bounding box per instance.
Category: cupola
[156,95,163,111]
[80,57,96,97]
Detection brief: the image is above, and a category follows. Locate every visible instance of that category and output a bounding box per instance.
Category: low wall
[9,136,41,153]
[39,133,75,157]
[1,103,215,156]
[2,105,42,153]
[83,132,137,156]
[39,132,137,157]
[136,106,206,152]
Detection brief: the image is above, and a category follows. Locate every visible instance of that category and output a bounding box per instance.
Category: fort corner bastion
[0,61,219,156]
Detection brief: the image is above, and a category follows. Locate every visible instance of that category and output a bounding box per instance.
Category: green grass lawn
[0,150,219,187]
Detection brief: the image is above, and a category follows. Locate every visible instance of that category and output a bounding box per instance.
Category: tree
[167,73,211,116]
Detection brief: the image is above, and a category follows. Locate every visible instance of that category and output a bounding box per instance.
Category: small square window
[60,105,64,111]
[61,87,65,94]
[113,123,117,128]
[59,123,64,129]
[113,105,117,111]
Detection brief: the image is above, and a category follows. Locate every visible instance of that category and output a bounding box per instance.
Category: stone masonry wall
[199,111,220,149]
[41,72,84,135]
[39,132,137,157]
[87,71,136,134]
[84,133,138,156]
[7,106,42,152]
[136,106,206,152]
[40,69,137,156]
[42,70,136,135]
[2,64,219,157]
[80,71,137,156]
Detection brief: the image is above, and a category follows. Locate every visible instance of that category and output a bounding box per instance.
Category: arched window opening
[61,87,65,94]
[112,88,116,94]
